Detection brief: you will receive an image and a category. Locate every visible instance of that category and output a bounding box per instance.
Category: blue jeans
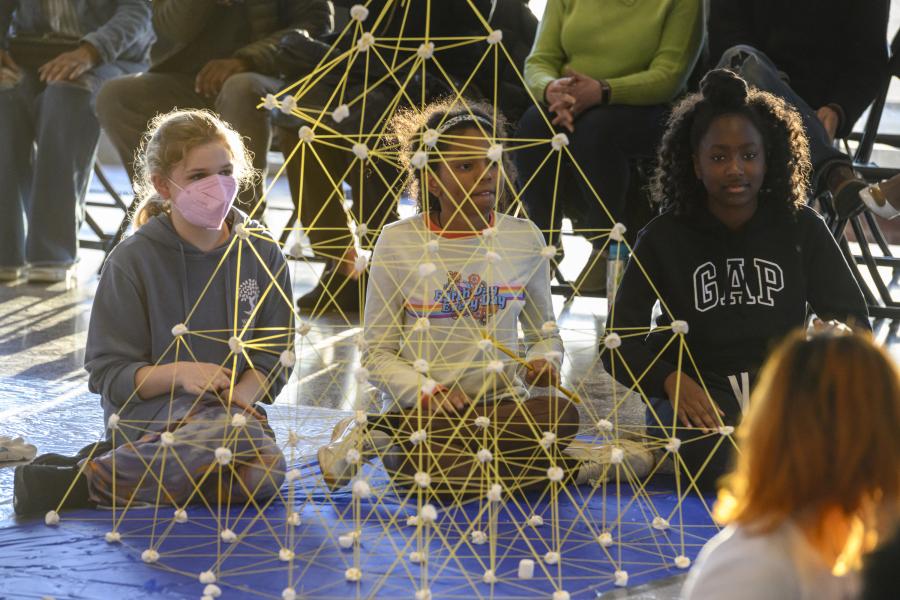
[0,61,141,268]
[716,45,848,180]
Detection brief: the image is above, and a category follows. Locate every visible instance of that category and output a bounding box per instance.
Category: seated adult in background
[278,0,535,312]
[682,330,900,599]
[708,0,890,219]
[514,0,703,294]
[0,0,152,284]
[96,0,332,217]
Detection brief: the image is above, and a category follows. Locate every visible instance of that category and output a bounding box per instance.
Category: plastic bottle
[606,241,630,303]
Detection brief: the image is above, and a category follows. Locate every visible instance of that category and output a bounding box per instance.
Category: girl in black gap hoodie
[602,70,868,491]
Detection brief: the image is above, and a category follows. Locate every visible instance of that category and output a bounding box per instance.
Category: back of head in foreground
[716,329,900,565]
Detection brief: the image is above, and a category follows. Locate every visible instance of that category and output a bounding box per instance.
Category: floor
[2,148,899,600]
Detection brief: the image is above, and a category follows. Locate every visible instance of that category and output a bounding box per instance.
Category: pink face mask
[169,174,238,230]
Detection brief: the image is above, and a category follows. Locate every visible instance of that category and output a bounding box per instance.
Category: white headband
[434,114,493,135]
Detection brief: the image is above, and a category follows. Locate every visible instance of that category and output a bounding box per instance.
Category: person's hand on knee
[525,358,559,387]
[38,43,99,82]
[664,371,724,432]
[195,58,250,97]
[427,387,471,416]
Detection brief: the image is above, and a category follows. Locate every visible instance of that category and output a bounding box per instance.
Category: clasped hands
[544,68,605,132]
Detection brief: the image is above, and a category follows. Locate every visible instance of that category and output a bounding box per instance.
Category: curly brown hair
[651,69,811,217]
[391,99,517,213]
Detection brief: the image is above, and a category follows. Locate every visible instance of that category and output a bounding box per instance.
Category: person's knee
[95,76,135,127]
[716,45,772,83]
[516,104,548,138]
[216,72,270,117]
[554,399,580,442]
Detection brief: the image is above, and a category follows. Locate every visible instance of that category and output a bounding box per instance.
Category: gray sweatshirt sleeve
[84,261,152,408]
[81,0,153,65]
[362,228,423,409]
[522,223,564,366]
[245,242,294,403]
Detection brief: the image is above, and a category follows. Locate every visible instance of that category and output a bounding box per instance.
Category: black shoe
[13,464,93,516]
[833,179,868,219]
[296,270,363,313]
[30,439,114,467]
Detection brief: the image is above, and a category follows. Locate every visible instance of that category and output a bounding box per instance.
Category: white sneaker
[565,438,655,484]
[317,415,391,490]
[0,266,26,282]
[27,263,77,285]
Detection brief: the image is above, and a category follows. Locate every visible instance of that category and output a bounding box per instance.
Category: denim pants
[513,103,668,248]
[716,45,848,179]
[0,62,138,268]
[95,71,284,216]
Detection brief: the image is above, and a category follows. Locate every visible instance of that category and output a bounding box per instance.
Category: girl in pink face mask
[11,108,295,517]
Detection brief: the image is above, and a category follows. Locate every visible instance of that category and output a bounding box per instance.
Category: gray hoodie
[84,209,293,441]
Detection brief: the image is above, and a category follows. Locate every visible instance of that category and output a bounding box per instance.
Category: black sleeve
[827,0,889,138]
[708,0,757,63]
[804,212,870,330]
[603,228,678,399]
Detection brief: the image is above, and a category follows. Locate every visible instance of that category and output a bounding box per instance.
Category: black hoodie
[603,200,868,397]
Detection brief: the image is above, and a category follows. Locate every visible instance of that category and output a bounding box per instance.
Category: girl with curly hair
[602,69,868,490]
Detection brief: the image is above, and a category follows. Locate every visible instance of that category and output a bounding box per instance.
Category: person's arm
[707,0,757,65]
[522,0,567,103]
[232,0,333,75]
[804,211,870,330]
[823,0,889,139]
[84,261,154,409]
[241,241,295,404]
[0,0,15,48]
[80,0,153,65]
[605,0,703,105]
[361,229,425,409]
[602,229,677,398]
[521,224,564,369]
[152,0,217,45]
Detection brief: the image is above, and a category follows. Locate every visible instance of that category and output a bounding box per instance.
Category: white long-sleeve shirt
[363,212,563,411]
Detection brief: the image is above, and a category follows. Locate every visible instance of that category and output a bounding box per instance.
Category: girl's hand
[176,362,233,396]
[810,318,852,336]
[663,371,724,431]
[427,387,471,415]
[525,358,559,387]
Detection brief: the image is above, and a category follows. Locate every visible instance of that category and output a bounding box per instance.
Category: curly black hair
[391,98,516,213]
[651,69,811,216]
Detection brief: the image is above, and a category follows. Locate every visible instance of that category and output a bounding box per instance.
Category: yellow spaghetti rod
[485,335,582,404]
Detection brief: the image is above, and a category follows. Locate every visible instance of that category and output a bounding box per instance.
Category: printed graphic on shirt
[405,271,524,325]
[694,259,784,312]
[239,278,260,321]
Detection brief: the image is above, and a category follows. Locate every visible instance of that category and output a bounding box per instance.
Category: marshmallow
[718,425,735,436]
[352,143,369,161]
[263,94,279,110]
[544,551,560,564]
[470,530,487,545]
[546,466,564,482]
[356,32,375,52]
[279,350,296,368]
[105,531,121,543]
[345,567,362,582]
[414,471,431,488]
[220,529,237,543]
[477,339,493,352]
[487,483,502,502]
[420,377,438,396]
[332,104,350,123]
[603,333,622,350]
[540,244,557,259]
[652,516,669,531]
[674,555,691,569]
[596,419,614,434]
[426,239,439,253]
[415,589,431,600]
[214,447,232,466]
[486,30,503,45]
[280,96,298,115]
[614,570,629,587]
[486,359,504,373]
[233,222,250,240]
[141,548,159,563]
[199,571,216,584]
[552,592,570,600]
[609,222,627,242]
[354,254,368,273]
[296,320,312,336]
[352,479,371,498]
[338,534,354,549]
[279,548,294,562]
[349,4,369,21]
[409,429,427,445]
[230,413,247,428]
[355,222,369,237]
[107,413,120,430]
[482,570,497,584]
[671,320,689,335]
[416,42,434,60]
[160,432,175,447]
[413,358,429,374]
[174,509,188,523]
[476,448,493,463]
[297,125,314,143]
[597,532,614,547]
[528,515,544,527]
[171,323,188,337]
[411,150,428,169]
[517,558,534,579]
[542,320,559,335]
[665,437,682,453]
[550,133,569,151]
[345,449,361,464]
[418,262,436,277]
[228,336,244,354]
[406,515,419,527]
[474,415,490,428]
[486,144,503,162]
[422,129,440,148]
[610,446,625,464]
[409,551,425,564]
[419,504,438,524]
[282,588,297,600]
[287,512,301,526]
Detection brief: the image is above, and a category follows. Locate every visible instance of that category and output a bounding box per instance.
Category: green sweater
[524,0,703,106]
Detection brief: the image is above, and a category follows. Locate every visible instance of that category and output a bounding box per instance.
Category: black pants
[513,103,668,247]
